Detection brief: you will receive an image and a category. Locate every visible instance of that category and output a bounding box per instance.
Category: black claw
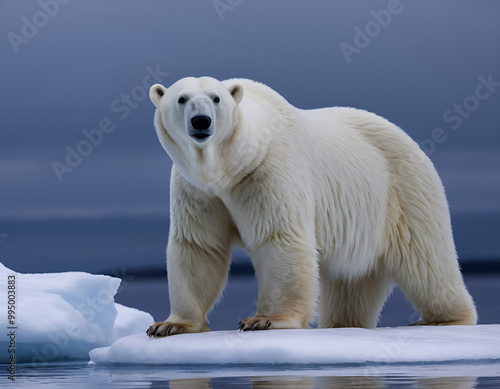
[266,321,272,329]
[166,326,172,336]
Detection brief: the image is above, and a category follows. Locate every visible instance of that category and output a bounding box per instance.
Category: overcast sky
[1,0,499,272]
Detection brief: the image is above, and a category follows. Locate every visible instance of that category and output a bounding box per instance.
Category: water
[3,361,500,388]
[1,274,499,388]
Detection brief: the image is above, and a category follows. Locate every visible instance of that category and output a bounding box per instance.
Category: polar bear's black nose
[191,115,212,130]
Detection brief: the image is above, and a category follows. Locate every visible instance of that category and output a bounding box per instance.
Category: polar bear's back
[223,78,421,161]
[223,79,453,276]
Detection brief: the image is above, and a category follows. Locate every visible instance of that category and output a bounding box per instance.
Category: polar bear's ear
[149,84,167,107]
[228,83,244,106]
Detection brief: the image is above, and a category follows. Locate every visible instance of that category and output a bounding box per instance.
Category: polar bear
[146,77,476,337]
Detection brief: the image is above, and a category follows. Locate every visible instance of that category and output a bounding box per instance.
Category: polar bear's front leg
[147,167,235,338]
[147,239,231,337]
[238,237,318,331]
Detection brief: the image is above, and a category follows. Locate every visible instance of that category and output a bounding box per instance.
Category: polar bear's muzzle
[189,115,212,141]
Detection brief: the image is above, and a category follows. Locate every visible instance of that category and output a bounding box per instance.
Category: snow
[1,262,499,368]
[89,325,500,366]
[0,263,153,364]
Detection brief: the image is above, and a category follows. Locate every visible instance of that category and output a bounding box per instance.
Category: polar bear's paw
[238,315,304,331]
[238,316,272,331]
[146,321,205,338]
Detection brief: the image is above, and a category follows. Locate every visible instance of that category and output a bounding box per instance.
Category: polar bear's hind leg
[318,269,394,329]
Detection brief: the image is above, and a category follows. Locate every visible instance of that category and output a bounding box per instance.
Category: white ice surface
[0,263,153,363]
[90,325,500,366]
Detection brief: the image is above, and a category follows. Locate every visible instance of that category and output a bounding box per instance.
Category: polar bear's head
[149,77,244,152]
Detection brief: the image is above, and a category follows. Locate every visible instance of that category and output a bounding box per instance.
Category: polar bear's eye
[178,97,187,104]
[213,96,220,103]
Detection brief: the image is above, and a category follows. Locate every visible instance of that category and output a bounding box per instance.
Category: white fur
[148,77,476,335]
